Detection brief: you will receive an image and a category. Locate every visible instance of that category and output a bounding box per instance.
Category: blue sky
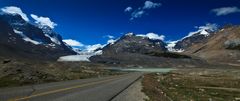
[0,0,240,48]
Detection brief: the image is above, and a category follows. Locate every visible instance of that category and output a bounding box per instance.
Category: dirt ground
[142,69,240,101]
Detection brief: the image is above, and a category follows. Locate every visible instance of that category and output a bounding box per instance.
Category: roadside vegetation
[0,60,125,88]
[142,69,240,101]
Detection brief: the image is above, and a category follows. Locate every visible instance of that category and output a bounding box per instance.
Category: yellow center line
[9,75,127,101]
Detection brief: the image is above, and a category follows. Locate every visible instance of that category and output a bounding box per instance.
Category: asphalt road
[0,73,143,101]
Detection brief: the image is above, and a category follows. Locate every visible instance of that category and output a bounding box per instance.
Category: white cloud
[128,1,161,20]
[143,1,161,9]
[63,39,84,47]
[184,23,218,39]
[124,7,133,12]
[198,23,218,32]
[104,35,115,39]
[107,39,118,45]
[136,33,165,40]
[1,6,29,21]
[212,7,240,16]
[130,10,145,20]
[30,14,57,29]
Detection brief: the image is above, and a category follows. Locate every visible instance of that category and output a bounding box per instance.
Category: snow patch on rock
[183,23,218,39]
[166,41,184,52]
[1,6,29,21]
[14,29,40,45]
[44,34,61,45]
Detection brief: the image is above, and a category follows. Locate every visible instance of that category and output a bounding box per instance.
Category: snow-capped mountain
[90,33,206,67]
[183,25,240,65]
[0,13,63,46]
[0,10,76,60]
[167,24,218,52]
[38,25,62,45]
[90,33,167,61]
[101,33,167,56]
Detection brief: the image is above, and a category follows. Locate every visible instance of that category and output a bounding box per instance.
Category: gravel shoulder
[111,77,148,101]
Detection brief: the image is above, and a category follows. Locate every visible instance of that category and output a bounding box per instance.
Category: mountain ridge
[0,12,76,61]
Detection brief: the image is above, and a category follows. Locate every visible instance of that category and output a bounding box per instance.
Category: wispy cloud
[136,33,165,40]
[130,10,145,20]
[126,1,162,20]
[30,14,57,29]
[1,6,29,21]
[143,1,161,9]
[103,35,115,39]
[63,39,84,47]
[124,7,133,12]
[197,23,218,31]
[103,34,117,45]
[211,6,240,16]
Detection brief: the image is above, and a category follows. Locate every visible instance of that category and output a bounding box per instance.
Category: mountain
[184,25,240,66]
[0,12,76,60]
[102,33,167,56]
[90,33,206,67]
[171,24,218,51]
[174,30,214,50]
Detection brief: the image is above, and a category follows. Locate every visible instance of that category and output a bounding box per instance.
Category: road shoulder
[111,77,149,101]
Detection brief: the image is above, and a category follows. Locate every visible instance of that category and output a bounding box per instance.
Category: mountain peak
[0,6,29,22]
[0,11,76,60]
[102,33,167,56]
[167,23,218,52]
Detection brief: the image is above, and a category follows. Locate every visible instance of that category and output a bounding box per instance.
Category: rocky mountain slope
[184,25,240,66]
[181,26,240,66]
[102,33,167,56]
[91,24,240,67]
[174,31,214,50]
[172,24,218,51]
[90,33,207,68]
[0,12,76,60]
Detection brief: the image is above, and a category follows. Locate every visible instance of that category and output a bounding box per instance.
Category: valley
[0,2,240,101]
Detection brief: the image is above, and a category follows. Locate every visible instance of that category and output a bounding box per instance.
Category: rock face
[0,13,76,60]
[174,29,215,50]
[102,33,167,56]
[90,33,207,67]
[224,39,240,50]
[174,32,213,50]
[184,26,240,65]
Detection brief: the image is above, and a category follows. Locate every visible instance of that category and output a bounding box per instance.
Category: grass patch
[142,69,240,101]
[0,76,21,87]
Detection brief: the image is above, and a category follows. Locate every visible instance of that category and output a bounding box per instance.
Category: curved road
[0,73,143,101]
